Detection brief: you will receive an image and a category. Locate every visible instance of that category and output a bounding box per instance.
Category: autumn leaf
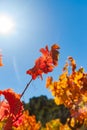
[0,89,24,129]
[0,51,4,66]
[68,56,76,72]
[26,44,60,80]
[1,89,23,116]
[0,101,10,121]
[51,44,60,66]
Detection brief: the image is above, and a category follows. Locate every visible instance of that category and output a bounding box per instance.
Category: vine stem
[21,78,33,98]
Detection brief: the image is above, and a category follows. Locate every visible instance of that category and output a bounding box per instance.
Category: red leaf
[0,89,24,128]
[26,44,60,79]
[0,89,23,117]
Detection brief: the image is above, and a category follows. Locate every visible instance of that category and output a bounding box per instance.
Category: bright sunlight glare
[0,14,15,34]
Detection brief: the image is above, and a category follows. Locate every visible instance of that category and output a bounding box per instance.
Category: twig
[21,78,33,98]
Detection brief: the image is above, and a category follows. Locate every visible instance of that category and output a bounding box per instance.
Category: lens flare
[0,14,14,34]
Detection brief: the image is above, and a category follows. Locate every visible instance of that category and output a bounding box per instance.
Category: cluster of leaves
[41,119,71,130]
[0,44,60,130]
[46,57,87,129]
[26,44,60,79]
[14,111,41,130]
[0,43,87,130]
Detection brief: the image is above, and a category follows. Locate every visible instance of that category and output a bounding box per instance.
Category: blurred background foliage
[23,95,70,126]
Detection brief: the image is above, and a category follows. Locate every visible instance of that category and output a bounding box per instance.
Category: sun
[0,14,15,34]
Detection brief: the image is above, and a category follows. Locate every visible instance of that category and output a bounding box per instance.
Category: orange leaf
[0,52,4,66]
[68,56,76,72]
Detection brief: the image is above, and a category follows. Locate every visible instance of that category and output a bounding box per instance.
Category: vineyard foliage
[0,44,87,130]
[46,56,87,129]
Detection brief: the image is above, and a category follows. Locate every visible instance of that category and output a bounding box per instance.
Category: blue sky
[0,0,87,102]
